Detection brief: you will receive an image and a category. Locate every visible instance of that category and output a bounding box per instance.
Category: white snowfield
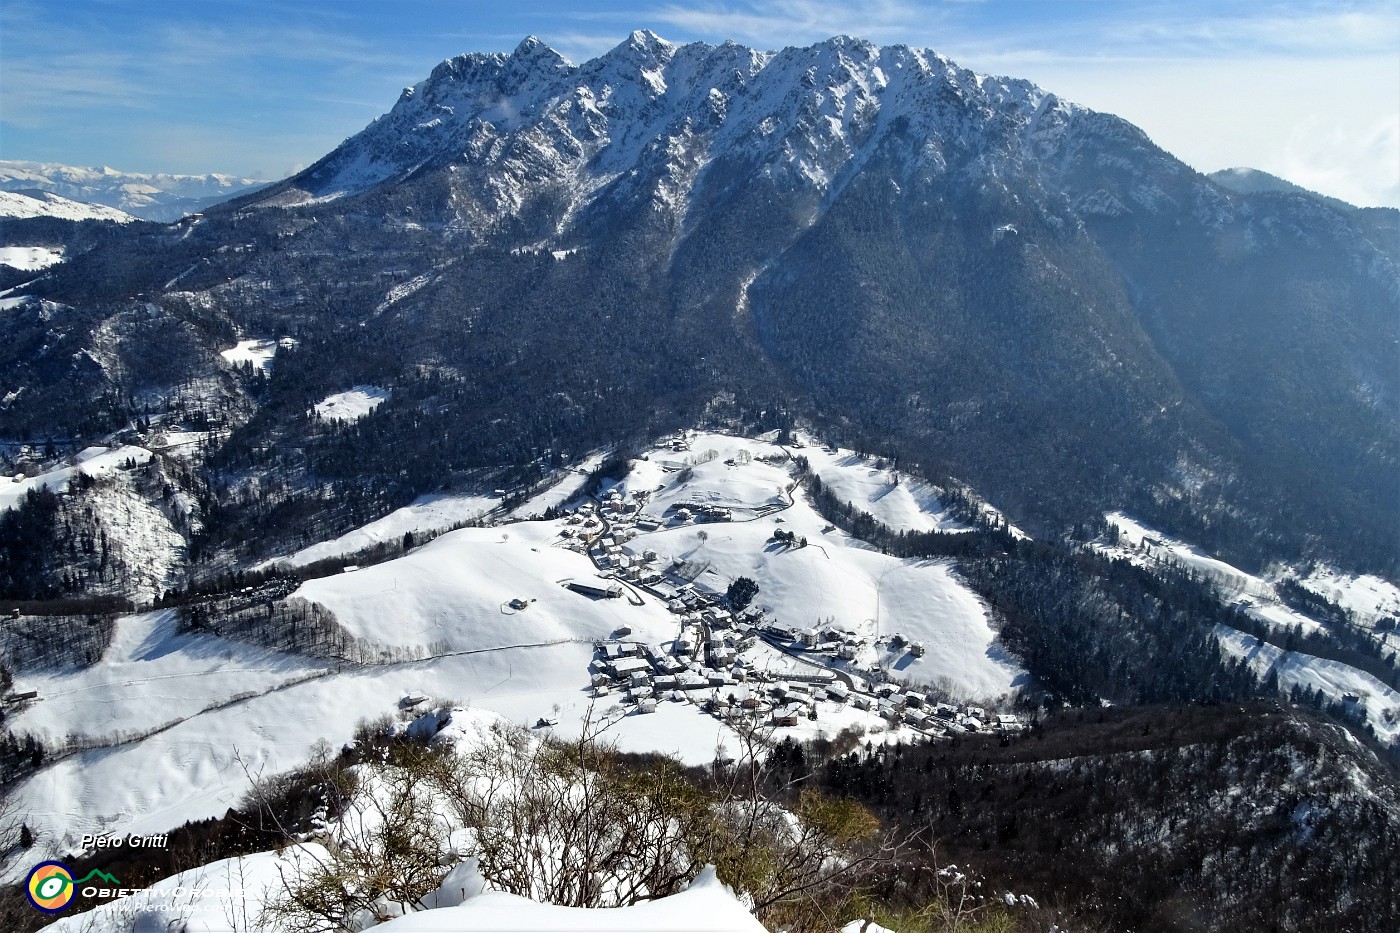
[261,451,606,570]
[217,337,281,371]
[0,444,152,513]
[0,245,64,270]
[8,610,329,749]
[313,384,391,421]
[798,440,971,534]
[293,520,682,652]
[1299,567,1400,628]
[1215,625,1400,745]
[0,188,135,222]
[8,642,743,876]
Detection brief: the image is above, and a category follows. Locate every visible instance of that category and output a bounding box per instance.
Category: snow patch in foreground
[375,864,765,932]
[313,385,391,422]
[49,850,764,933]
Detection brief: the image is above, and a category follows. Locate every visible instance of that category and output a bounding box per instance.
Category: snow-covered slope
[0,444,153,513]
[0,245,64,270]
[1215,626,1400,745]
[8,609,329,748]
[1098,512,1400,644]
[292,519,680,652]
[799,444,971,534]
[1096,512,1400,738]
[257,30,1082,232]
[0,160,266,222]
[0,189,135,223]
[1297,567,1400,628]
[313,385,391,421]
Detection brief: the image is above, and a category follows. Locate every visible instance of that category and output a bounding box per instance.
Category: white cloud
[1276,114,1400,209]
[1001,52,1400,208]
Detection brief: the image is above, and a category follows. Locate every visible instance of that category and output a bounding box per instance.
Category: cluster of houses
[560,497,666,586]
[856,688,1023,735]
[590,639,750,714]
[588,627,1025,739]
[762,622,925,662]
[556,440,1024,739]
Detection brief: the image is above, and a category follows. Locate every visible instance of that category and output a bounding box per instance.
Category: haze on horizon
[1,0,1397,209]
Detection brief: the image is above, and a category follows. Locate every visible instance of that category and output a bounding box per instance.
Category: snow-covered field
[1299,567,1400,627]
[262,453,608,569]
[217,337,279,371]
[0,444,152,513]
[7,642,743,874]
[8,611,329,749]
[293,520,680,652]
[1215,625,1400,744]
[313,385,391,421]
[798,441,971,534]
[0,245,64,270]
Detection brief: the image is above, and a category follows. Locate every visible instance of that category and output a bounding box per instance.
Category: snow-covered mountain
[256,30,1081,223]
[0,189,135,223]
[0,160,267,222]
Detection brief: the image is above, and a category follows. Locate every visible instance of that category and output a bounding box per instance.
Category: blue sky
[2,0,1397,206]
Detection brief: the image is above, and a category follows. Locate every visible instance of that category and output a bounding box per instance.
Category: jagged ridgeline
[3,30,1396,582]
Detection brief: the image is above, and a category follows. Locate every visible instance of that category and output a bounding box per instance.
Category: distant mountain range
[4,31,1396,580]
[0,160,268,222]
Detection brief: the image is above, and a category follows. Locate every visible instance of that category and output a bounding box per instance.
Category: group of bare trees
[255,707,905,932]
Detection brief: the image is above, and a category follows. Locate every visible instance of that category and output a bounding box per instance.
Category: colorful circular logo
[25,861,75,913]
